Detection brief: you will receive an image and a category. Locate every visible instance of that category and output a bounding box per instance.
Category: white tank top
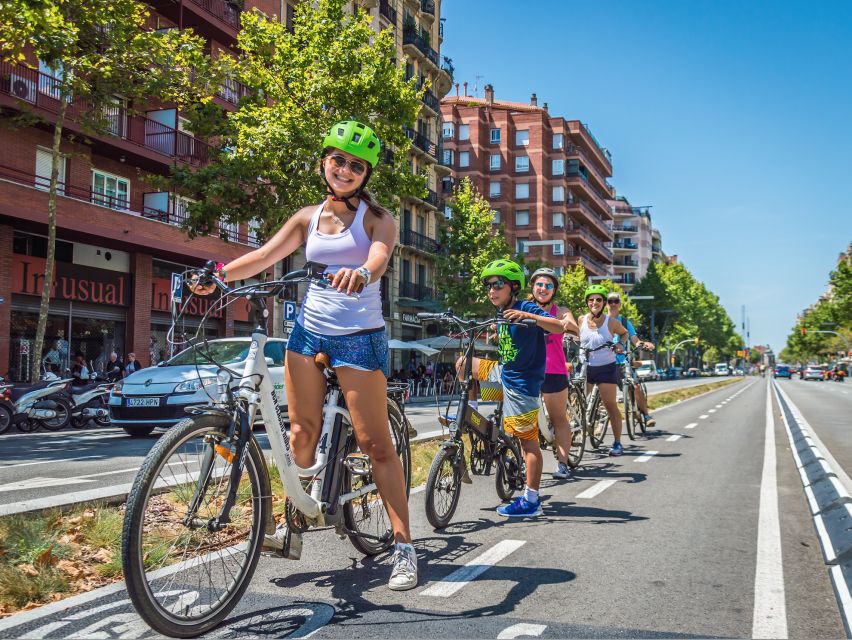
[580,314,616,366]
[297,200,384,336]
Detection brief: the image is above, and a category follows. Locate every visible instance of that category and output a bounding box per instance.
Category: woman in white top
[579,284,629,456]
[195,121,416,591]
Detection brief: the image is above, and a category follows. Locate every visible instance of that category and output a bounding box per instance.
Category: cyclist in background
[579,285,630,456]
[528,267,579,480]
[459,260,565,517]
[607,292,656,428]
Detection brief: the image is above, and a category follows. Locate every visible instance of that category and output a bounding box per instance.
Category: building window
[516,237,529,254]
[444,205,452,219]
[490,153,501,170]
[492,209,500,224]
[553,212,565,228]
[516,129,529,146]
[515,155,529,172]
[553,240,564,256]
[91,169,129,210]
[490,128,501,144]
[35,147,66,194]
[553,186,564,202]
[459,151,470,167]
[458,123,470,141]
[489,181,501,198]
[552,158,564,176]
[515,210,529,226]
[553,133,564,150]
[442,148,454,166]
[442,122,454,139]
[515,183,529,199]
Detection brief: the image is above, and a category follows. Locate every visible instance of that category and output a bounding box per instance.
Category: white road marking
[699,414,709,419]
[421,540,526,597]
[830,564,852,635]
[751,378,787,638]
[497,623,548,639]
[0,458,93,470]
[575,479,618,499]
[715,404,723,408]
[666,435,682,442]
[709,409,717,413]
[0,477,93,493]
[814,513,839,564]
[685,422,698,429]
[635,451,658,462]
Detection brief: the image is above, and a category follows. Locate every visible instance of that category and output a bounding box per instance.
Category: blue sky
[440,0,852,353]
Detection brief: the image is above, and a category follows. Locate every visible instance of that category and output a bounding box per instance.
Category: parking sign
[284,301,297,321]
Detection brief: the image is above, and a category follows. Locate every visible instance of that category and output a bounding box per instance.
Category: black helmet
[530,267,559,293]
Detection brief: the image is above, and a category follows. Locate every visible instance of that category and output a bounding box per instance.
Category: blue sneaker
[497,496,542,518]
[609,441,623,457]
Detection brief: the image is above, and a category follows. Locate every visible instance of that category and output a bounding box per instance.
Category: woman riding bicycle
[196,121,417,591]
[528,267,579,479]
[579,284,630,456]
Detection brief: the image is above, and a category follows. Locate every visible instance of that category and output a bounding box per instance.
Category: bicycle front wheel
[122,414,271,638]
[566,386,586,468]
[495,433,523,502]
[425,445,462,529]
[587,393,609,450]
[343,398,411,556]
[623,381,635,441]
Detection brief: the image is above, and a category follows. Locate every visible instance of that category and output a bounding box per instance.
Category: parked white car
[635,361,658,382]
[109,338,288,437]
[714,363,731,376]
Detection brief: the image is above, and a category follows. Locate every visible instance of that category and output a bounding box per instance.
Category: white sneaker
[552,462,572,479]
[388,543,418,591]
[262,523,302,560]
[644,414,657,428]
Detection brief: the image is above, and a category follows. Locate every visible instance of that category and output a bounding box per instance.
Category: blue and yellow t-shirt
[497,300,554,397]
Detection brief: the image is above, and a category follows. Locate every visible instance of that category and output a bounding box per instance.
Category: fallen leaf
[35,546,57,568]
[18,563,39,577]
[57,559,83,579]
[92,548,112,564]
[67,516,82,526]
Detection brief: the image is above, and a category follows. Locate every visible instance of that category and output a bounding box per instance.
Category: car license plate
[126,397,161,407]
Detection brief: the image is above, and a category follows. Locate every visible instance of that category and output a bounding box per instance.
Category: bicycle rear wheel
[122,414,270,638]
[343,399,411,555]
[495,433,523,502]
[634,384,648,435]
[623,381,635,441]
[587,393,609,450]
[425,444,462,529]
[566,386,586,468]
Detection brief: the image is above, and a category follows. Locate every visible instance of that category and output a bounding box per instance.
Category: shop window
[12,231,73,262]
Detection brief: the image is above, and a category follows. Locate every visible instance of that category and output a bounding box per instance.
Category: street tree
[161,0,425,240]
[435,178,514,317]
[553,265,641,327]
[0,0,216,381]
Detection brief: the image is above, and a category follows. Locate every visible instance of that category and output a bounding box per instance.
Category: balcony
[0,61,209,169]
[378,0,397,25]
[612,240,638,251]
[421,88,441,115]
[435,56,454,94]
[402,27,439,68]
[401,229,440,253]
[612,257,639,269]
[565,226,613,262]
[404,127,438,160]
[567,120,612,175]
[565,199,612,239]
[420,0,436,20]
[566,253,609,277]
[564,143,612,196]
[399,280,440,309]
[565,171,612,218]
[188,0,240,28]
[215,78,250,106]
[611,273,637,285]
[612,224,639,233]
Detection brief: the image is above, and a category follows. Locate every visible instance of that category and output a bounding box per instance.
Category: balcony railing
[569,253,609,276]
[215,78,250,105]
[611,273,637,285]
[422,188,439,208]
[379,0,397,25]
[0,61,209,166]
[564,144,612,193]
[404,127,438,159]
[188,0,241,29]
[420,0,436,17]
[613,258,639,267]
[402,27,439,67]
[581,122,612,164]
[399,280,437,302]
[401,229,440,253]
[612,240,638,250]
[567,199,611,239]
[440,57,455,82]
[421,88,440,113]
[566,226,613,260]
[613,224,638,233]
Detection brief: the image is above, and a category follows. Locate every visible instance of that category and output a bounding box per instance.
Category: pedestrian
[71,354,90,386]
[125,352,143,376]
[106,351,125,382]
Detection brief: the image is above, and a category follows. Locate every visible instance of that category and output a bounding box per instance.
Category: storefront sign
[151,277,250,322]
[13,255,129,306]
[401,313,421,325]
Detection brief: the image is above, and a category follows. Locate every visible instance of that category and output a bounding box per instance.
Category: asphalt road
[0,376,847,638]
[0,377,727,513]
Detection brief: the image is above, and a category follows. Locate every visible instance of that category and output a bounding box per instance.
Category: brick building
[440,85,615,277]
[0,0,453,381]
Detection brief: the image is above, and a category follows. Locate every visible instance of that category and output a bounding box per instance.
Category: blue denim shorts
[287,321,388,377]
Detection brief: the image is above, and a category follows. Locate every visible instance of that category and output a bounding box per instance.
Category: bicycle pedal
[343,453,372,476]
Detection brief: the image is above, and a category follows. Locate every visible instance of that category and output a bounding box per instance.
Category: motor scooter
[0,384,13,435]
[69,369,113,428]
[5,377,74,432]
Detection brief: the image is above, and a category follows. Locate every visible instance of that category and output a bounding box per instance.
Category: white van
[714,363,730,376]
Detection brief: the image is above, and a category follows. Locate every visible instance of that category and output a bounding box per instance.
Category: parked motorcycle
[5,378,74,432]
[69,376,113,428]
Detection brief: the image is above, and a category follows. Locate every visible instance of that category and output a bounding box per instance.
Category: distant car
[734,368,744,376]
[657,368,667,380]
[714,363,731,376]
[773,364,793,379]
[109,337,288,437]
[686,367,701,378]
[636,363,657,382]
[800,365,825,381]
[701,367,714,377]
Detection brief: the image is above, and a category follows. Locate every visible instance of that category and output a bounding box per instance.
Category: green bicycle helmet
[584,284,609,301]
[530,267,559,293]
[481,259,525,290]
[322,120,381,168]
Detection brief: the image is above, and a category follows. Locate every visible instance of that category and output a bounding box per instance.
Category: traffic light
[670,356,676,365]
[694,338,700,345]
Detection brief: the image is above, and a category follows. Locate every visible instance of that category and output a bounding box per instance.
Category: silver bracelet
[355,266,371,286]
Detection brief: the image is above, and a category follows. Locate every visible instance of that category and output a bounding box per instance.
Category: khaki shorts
[477,359,540,441]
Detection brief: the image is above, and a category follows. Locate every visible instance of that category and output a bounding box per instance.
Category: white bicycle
[121,261,411,637]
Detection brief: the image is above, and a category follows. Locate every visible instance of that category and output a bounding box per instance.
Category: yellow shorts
[476,359,539,441]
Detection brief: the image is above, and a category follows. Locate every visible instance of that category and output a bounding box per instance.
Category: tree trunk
[30,96,68,382]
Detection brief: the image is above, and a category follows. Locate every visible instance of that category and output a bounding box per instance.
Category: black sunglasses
[327,153,367,176]
[607,299,621,304]
[484,278,507,291]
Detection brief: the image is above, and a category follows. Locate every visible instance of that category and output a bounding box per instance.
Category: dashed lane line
[420,540,526,598]
[575,479,618,499]
[666,435,683,442]
[635,451,658,463]
[699,414,709,420]
[497,623,548,639]
[685,422,698,429]
[709,409,717,413]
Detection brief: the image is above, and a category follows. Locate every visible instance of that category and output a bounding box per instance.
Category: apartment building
[0,0,288,381]
[609,196,655,292]
[440,84,614,277]
[358,0,453,343]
